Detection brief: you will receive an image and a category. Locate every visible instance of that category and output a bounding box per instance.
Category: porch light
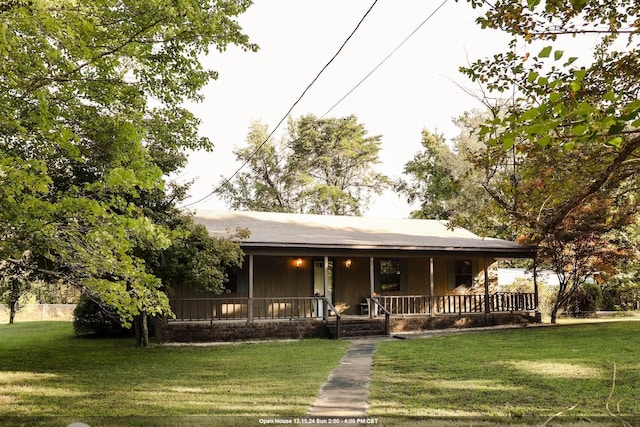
[345,259,352,269]
[295,258,303,269]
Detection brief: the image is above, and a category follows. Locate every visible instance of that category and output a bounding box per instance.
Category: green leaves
[536,46,564,62]
[538,46,552,58]
[527,0,541,9]
[221,116,390,216]
[1,0,256,325]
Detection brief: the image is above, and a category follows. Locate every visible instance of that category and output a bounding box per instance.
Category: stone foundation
[157,319,329,342]
[157,312,540,343]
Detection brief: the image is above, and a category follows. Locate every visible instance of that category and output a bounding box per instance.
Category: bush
[601,280,640,311]
[73,294,131,338]
[563,282,602,317]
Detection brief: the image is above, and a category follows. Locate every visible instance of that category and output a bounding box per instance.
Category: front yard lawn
[370,321,640,426]
[3,320,640,426]
[0,322,348,426]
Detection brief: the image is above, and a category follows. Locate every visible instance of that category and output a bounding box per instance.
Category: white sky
[177,0,521,217]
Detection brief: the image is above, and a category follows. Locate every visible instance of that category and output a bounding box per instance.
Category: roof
[192,210,536,257]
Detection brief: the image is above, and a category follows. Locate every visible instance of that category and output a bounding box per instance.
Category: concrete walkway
[306,338,381,417]
[305,324,553,417]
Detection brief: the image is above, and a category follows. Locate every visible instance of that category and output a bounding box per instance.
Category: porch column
[483,256,490,316]
[247,254,254,324]
[533,254,540,320]
[369,256,375,319]
[429,257,435,317]
[323,255,329,320]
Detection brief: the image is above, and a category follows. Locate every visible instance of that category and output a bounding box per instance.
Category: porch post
[483,256,490,316]
[247,254,254,324]
[429,257,435,317]
[533,254,540,320]
[323,255,329,320]
[369,256,375,319]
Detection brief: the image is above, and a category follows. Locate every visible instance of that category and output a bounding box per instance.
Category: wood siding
[252,256,311,298]
[333,257,371,315]
[170,254,499,316]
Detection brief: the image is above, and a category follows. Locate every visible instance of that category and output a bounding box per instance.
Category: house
[160,211,540,342]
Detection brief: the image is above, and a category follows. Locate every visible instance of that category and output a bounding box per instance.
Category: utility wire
[321,0,449,118]
[181,0,379,209]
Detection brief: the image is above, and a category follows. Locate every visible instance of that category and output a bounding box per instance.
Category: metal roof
[192,210,536,256]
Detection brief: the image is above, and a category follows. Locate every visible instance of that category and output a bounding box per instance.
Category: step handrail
[370,297,391,336]
[324,297,342,339]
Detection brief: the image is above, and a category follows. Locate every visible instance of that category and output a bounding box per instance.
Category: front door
[313,259,334,303]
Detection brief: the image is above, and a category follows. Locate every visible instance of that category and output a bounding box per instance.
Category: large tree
[395,130,460,220]
[454,0,640,321]
[220,115,391,216]
[0,0,255,335]
[396,111,508,237]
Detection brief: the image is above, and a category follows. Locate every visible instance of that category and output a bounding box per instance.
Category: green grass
[3,321,640,427]
[370,322,640,426]
[0,322,348,426]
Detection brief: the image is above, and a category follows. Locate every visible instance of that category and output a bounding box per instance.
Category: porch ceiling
[193,211,537,258]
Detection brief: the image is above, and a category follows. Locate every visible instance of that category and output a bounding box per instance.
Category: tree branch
[542,135,640,235]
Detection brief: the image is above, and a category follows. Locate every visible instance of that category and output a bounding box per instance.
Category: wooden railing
[377,292,536,315]
[169,296,335,322]
[169,292,537,323]
[369,298,391,335]
[489,292,537,312]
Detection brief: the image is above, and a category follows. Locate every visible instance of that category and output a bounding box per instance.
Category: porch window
[449,259,473,289]
[378,259,402,292]
[223,265,248,294]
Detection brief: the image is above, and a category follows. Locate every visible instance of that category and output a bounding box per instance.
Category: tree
[601,219,640,311]
[396,111,509,237]
[466,124,639,321]
[220,115,391,215]
[461,0,640,153]
[395,130,460,220]
[0,252,34,324]
[455,0,640,321]
[142,215,247,296]
[219,122,297,212]
[1,0,256,338]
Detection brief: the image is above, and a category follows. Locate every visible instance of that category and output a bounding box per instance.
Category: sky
[177,0,515,218]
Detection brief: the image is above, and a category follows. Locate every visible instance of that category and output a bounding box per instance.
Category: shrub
[601,280,640,311]
[562,282,602,317]
[73,294,131,338]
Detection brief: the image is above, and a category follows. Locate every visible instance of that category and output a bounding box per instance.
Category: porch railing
[377,292,537,316]
[169,296,338,322]
[169,292,537,322]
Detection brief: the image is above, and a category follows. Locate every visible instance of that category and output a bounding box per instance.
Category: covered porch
[166,252,540,340]
[161,211,539,341]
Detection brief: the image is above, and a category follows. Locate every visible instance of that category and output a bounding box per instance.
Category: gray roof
[192,210,536,256]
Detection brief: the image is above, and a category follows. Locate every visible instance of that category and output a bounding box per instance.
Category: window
[379,259,401,292]
[223,265,248,294]
[454,259,473,287]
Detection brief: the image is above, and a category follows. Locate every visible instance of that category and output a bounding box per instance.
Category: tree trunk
[139,312,149,347]
[550,297,560,324]
[9,301,16,324]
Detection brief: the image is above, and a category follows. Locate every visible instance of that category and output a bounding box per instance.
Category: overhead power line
[321,0,449,118]
[180,0,380,209]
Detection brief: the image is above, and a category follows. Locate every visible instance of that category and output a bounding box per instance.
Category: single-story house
[160,211,540,341]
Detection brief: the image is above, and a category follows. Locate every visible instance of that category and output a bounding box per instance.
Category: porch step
[329,318,387,338]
